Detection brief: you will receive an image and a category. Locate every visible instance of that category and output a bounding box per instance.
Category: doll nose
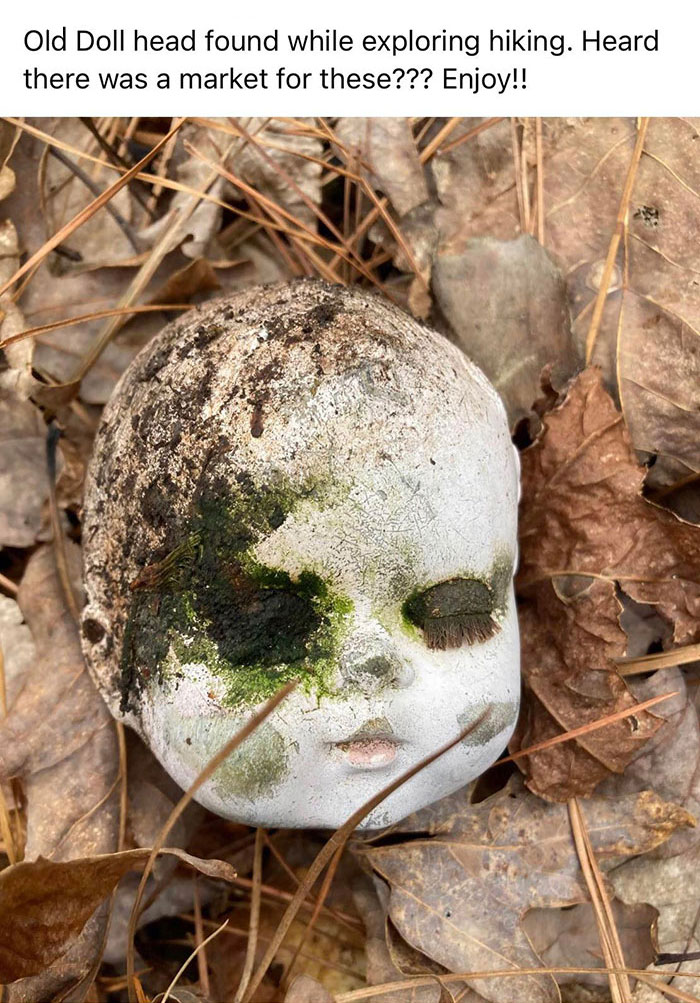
[338,625,414,693]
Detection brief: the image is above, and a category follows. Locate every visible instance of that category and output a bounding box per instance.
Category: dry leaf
[0,119,20,201]
[0,847,237,982]
[430,118,517,250]
[353,877,448,1003]
[364,776,692,1003]
[227,118,323,231]
[617,291,700,488]
[0,544,119,1001]
[598,667,700,859]
[432,235,577,427]
[334,118,428,217]
[434,118,700,492]
[512,367,700,798]
[147,257,221,305]
[42,118,136,268]
[613,843,700,999]
[0,393,48,547]
[523,900,657,994]
[0,594,36,713]
[284,974,335,1002]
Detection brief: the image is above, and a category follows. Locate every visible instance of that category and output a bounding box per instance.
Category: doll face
[131,374,520,829]
[81,282,520,829]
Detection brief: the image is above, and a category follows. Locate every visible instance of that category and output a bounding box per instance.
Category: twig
[0,119,185,299]
[46,423,80,624]
[498,690,677,765]
[234,828,264,1002]
[47,147,142,254]
[585,117,649,363]
[193,879,210,998]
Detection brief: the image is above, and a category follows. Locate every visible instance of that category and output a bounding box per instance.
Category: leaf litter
[0,116,699,1003]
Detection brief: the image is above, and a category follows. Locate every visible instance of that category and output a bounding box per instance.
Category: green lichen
[211,723,289,800]
[120,474,353,712]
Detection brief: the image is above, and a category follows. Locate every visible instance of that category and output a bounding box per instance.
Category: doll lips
[334,723,400,768]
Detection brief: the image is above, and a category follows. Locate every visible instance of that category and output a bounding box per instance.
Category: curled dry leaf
[432,235,577,428]
[363,776,693,1003]
[0,544,119,1001]
[512,367,700,799]
[0,847,237,983]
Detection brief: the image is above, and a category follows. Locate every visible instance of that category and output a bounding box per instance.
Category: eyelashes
[403,577,501,651]
[422,613,500,651]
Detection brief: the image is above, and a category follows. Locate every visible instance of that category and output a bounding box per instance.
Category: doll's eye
[402,578,500,650]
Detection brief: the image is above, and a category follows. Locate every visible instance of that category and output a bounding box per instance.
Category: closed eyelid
[402,577,501,651]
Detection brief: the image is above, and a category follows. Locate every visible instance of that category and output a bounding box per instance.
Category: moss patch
[211,723,289,801]
[120,476,353,712]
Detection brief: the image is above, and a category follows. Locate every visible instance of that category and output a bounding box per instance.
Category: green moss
[211,723,289,800]
[120,473,353,712]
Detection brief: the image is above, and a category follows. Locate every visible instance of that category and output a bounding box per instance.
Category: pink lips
[335,736,398,768]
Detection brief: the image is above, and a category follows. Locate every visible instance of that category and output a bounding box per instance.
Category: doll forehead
[247,451,517,603]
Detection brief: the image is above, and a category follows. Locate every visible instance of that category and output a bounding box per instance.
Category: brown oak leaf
[363,777,693,1003]
[511,368,700,799]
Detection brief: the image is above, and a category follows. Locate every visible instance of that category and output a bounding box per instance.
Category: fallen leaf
[0,119,19,201]
[432,235,577,427]
[512,367,700,798]
[433,118,700,494]
[140,122,226,261]
[597,665,700,999]
[0,393,48,547]
[430,118,517,250]
[334,118,428,217]
[42,119,137,268]
[284,974,335,1002]
[364,777,692,1003]
[522,900,657,993]
[617,291,700,489]
[352,877,450,1003]
[598,666,700,859]
[613,842,700,999]
[227,118,323,231]
[147,257,220,305]
[0,594,36,714]
[0,847,237,982]
[0,544,119,1001]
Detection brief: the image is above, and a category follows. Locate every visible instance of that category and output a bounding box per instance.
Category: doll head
[81,280,520,828]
